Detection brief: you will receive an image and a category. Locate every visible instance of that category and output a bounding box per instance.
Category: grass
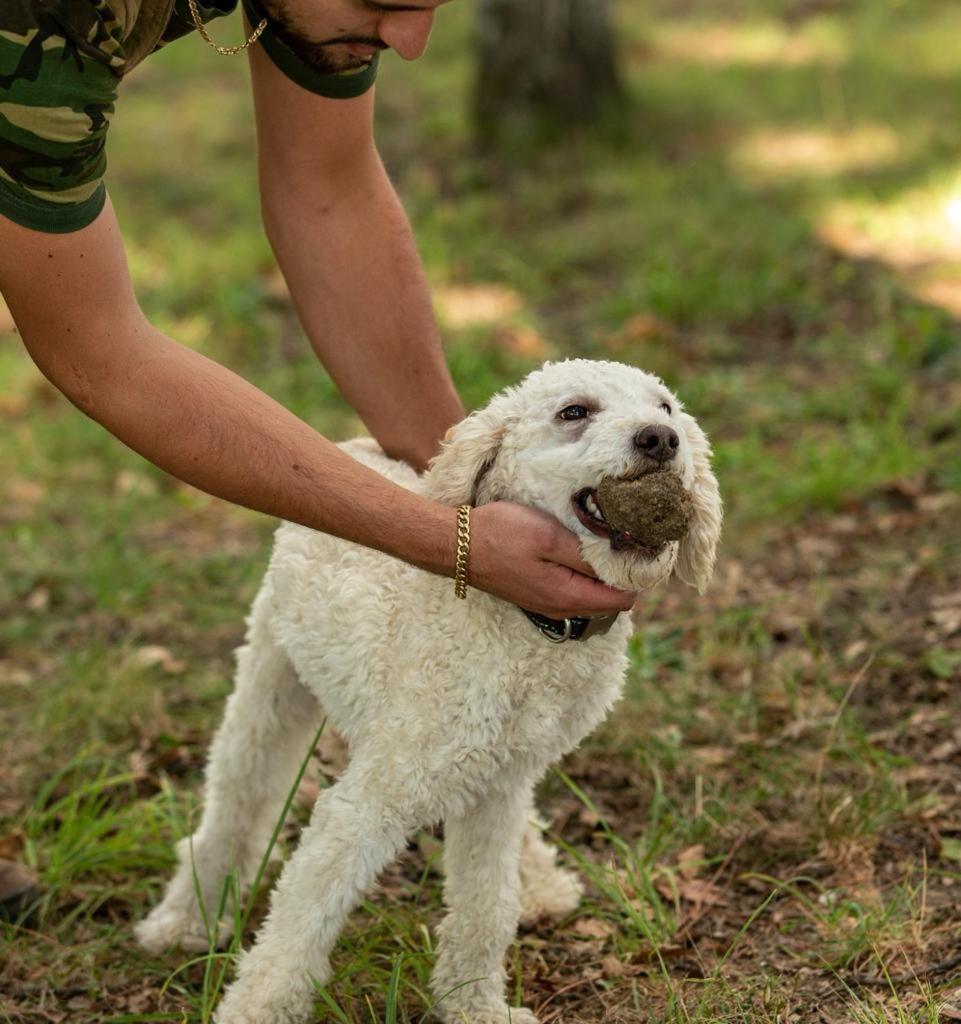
[2,0,961,1020]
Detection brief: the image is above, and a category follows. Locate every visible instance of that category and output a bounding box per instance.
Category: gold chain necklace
[186,0,267,55]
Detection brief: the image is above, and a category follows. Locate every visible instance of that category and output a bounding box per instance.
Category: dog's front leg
[431,778,540,1024]
[213,772,414,1024]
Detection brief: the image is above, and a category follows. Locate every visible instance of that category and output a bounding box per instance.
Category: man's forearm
[24,309,459,574]
[261,151,463,471]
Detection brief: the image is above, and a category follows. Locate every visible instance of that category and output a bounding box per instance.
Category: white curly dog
[137,359,722,1024]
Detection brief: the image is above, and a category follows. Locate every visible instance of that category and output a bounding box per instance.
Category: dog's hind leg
[518,813,583,925]
[136,584,322,954]
[430,777,541,1024]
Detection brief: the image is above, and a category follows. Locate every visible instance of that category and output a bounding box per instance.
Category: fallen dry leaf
[676,877,726,907]
[123,990,154,1013]
[0,661,31,687]
[126,750,150,779]
[0,830,25,859]
[7,478,44,505]
[577,806,601,827]
[931,607,961,638]
[601,954,633,978]
[434,283,522,328]
[0,796,25,817]
[677,844,705,880]
[129,646,186,674]
[490,324,549,359]
[25,587,50,612]
[693,745,735,767]
[114,470,158,498]
[571,917,616,939]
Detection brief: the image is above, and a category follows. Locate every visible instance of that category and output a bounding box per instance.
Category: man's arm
[249,45,460,472]
[0,199,459,569]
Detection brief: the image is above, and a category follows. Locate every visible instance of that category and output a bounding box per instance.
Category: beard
[259,0,385,73]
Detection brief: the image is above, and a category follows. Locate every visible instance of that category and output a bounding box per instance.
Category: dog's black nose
[634,424,679,462]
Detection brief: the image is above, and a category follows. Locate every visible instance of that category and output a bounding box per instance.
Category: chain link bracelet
[454,505,471,599]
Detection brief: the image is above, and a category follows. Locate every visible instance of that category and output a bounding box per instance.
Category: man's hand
[468,503,636,619]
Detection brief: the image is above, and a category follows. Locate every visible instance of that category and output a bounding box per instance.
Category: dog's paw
[135,905,233,954]
[484,1009,539,1024]
[518,864,583,925]
[435,1004,540,1024]
[213,950,319,1024]
[213,994,310,1024]
[502,1011,539,1024]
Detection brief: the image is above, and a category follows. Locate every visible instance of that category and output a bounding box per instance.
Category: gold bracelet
[454,505,471,599]
[187,0,267,55]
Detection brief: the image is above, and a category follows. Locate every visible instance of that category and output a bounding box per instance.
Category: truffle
[597,471,692,546]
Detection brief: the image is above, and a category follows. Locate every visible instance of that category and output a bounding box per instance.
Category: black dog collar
[521,609,621,643]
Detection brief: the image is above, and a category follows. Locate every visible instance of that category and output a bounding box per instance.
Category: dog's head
[424,359,722,593]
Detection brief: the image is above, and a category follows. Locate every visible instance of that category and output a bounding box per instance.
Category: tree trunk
[473,0,624,147]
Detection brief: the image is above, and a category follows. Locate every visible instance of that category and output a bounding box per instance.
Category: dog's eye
[558,405,590,421]
[660,402,672,415]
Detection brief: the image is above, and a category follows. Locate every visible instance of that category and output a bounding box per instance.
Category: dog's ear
[423,398,512,507]
[675,412,722,594]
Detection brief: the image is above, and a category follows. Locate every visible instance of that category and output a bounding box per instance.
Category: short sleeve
[0,0,123,233]
[240,0,378,99]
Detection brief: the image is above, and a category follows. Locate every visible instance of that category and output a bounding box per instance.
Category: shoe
[0,858,39,922]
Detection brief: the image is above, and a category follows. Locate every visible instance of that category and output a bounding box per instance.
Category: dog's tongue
[597,471,693,547]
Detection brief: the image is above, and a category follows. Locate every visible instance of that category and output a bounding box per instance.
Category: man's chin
[259,20,360,73]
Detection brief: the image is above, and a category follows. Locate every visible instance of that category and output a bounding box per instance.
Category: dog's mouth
[572,487,667,558]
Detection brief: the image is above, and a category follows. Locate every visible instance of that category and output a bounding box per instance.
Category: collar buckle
[540,617,574,643]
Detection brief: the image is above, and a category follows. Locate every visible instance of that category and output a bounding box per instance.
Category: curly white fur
[136,359,722,1024]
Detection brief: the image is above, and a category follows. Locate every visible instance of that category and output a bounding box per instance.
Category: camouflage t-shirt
[0,0,379,234]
